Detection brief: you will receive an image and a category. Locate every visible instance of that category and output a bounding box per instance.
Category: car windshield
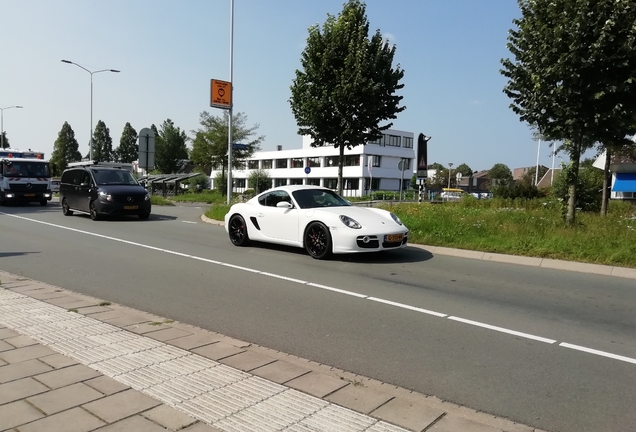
[91,169,139,186]
[292,189,351,209]
[2,161,50,178]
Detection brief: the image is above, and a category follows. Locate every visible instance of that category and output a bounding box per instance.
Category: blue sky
[1,0,588,171]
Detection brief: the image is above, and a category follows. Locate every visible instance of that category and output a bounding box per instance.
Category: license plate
[124,205,138,210]
[385,234,404,242]
[24,194,35,197]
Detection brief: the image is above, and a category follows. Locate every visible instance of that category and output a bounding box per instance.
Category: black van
[59,164,151,220]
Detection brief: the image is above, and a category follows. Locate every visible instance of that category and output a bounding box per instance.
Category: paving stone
[38,353,79,369]
[54,299,99,309]
[0,359,6,367]
[101,314,152,327]
[26,291,67,300]
[4,335,37,348]
[0,400,45,430]
[181,422,226,432]
[428,415,503,432]
[141,404,198,430]
[285,371,349,398]
[16,407,105,432]
[90,414,168,432]
[44,296,91,306]
[33,364,101,389]
[27,382,104,414]
[0,345,57,364]
[0,328,19,339]
[166,333,219,350]
[218,350,277,372]
[82,388,161,423]
[192,341,246,361]
[0,358,52,383]
[83,310,129,321]
[77,306,113,315]
[0,340,13,352]
[143,327,193,342]
[326,382,395,414]
[84,375,130,395]
[0,377,49,405]
[251,360,312,384]
[123,322,174,334]
[370,395,445,431]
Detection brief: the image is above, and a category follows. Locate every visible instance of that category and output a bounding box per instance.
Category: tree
[289,0,405,195]
[91,120,114,162]
[154,119,189,174]
[501,0,636,224]
[1,132,10,149]
[552,158,604,212]
[454,163,473,177]
[426,162,447,190]
[115,122,138,163]
[49,122,82,176]
[190,111,263,184]
[488,163,513,187]
[248,169,272,194]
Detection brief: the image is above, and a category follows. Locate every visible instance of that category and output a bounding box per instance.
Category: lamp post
[61,60,120,161]
[1,105,23,149]
[448,163,454,188]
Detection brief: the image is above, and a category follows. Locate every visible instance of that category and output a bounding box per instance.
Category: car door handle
[257,212,264,217]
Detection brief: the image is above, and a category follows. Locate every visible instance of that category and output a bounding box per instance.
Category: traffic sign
[138,128,155,170]
[232,143,248,150]
[304,167,311,175]
[210,79,232,109]
[398,159,409,171]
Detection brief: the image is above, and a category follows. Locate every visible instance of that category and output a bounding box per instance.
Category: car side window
[258,191,292,207]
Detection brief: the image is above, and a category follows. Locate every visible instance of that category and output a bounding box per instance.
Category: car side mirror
[80,182,89,187]
[276,201,293,209]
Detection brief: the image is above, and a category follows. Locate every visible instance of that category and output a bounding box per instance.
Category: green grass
[205,195,636,268]
[150,195,175,206]
[169,191,227,204]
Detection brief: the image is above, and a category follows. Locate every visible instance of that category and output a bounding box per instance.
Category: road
[1,201,635,432]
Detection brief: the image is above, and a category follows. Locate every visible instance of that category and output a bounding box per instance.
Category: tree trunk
[337,145,345,196]
[600,147,612,217]
[565,143,581,226]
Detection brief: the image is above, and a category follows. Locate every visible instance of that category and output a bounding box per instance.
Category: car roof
[263,185,331,193]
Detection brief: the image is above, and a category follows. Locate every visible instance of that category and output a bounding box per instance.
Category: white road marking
[182,221,197,224]
[3,212,634,365]
[559,343,636,365]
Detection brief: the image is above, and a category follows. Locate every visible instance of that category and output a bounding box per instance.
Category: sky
[1,0,595,172]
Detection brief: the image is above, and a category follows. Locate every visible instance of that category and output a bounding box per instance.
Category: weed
[99,301,111,306]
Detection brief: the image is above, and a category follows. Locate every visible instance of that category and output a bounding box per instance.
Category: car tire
[138,211,150,220]
[228,214,250,246]
[304,222,332,260]
[62,198,73,216]
[89,201,100,221]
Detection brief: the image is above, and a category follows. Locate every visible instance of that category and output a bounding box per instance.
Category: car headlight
[339,215,362,229]
[98,191,112,202]
[390,212,403,226]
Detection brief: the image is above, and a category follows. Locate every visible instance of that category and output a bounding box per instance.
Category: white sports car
[224,185,409,259]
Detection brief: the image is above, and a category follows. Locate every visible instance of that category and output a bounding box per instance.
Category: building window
[402,137,413,148]
[307,157,320,167]
[344,155,360,166]
[235,178,246,188]
[261,159,273,169]
[275,178,287,187]
[236,161,247,170]
[344,178,359,190]
[248,160,259,169]
[385,135,401,147]
[324,178,338,189]
[370,155,381,167]
[275,159,288,169]
[365,178,380,190]
[291,158,303,168]
[368,135,384,145]
[325,156,339,167]
[307,178,320,186]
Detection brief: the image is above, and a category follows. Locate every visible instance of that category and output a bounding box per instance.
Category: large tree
[190,111,263,183]
[501,0,636,224]
[488,163,513,187]
[289,0,405,195]
[1,132,10,149]
[155,119,189,174]
[91,120,114,162]
[115,122,138,163]
[49,122,82,176]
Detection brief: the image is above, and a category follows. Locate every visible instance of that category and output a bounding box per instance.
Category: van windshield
[2,161,50,178]
[91,169,139,186]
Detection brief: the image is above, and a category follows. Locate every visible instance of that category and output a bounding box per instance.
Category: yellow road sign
[210,79,232,109]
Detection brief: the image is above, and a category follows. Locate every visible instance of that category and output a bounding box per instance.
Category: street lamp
[61,60,120,161]
[448,163,454,189]
[0,105,23,149]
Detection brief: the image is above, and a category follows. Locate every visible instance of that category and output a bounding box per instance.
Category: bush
[185,174,210,192]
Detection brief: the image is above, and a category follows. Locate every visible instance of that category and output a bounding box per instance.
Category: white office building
[211,129,416,197]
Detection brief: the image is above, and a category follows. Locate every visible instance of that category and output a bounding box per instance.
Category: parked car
[59,163,151,221]
[224,185,409,259]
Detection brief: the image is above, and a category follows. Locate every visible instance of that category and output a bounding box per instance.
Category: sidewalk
[0,270,548,432]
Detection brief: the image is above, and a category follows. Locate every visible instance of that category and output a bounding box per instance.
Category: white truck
[0,148,53,206]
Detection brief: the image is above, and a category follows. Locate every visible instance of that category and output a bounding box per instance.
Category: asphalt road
[1,201,635,432]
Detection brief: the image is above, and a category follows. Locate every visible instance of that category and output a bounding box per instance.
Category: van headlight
[144,193,150,201]
[98,191,112,202]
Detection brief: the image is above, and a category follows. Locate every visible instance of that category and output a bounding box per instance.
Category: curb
[200,215,636,280]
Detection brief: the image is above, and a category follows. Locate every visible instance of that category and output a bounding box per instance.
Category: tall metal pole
[550,144,556,186]
[448,163,453,189]
[535,139,541,186]
[226,0,235,205]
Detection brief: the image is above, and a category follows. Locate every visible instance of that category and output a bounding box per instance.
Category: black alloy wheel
[228,214,249,246]
[89,201,100,221]
[304,222,332,259]
[62,198,73,216]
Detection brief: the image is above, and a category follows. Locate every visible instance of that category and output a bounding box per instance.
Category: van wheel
[89,201,100,221]
[62,198,73,216]
[138,211,150,220]
[40,200,47,206]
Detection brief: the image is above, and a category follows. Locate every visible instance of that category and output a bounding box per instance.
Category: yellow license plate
[124,205,138,210]
[24,194,35,197]
[385,234,403,242]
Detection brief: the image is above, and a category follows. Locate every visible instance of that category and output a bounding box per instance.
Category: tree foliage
[115,122,138,163]
[454,163,473,177]
[1,132,10,149]
[154,119,189,174]
[247,169,272,194]
[552,158,604,213]
[190,111,263,175]
[501,0,636,224]
[91,120,113,162]
[488,163,513,185]
[289,0,405,195]
[49,122,82,176]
